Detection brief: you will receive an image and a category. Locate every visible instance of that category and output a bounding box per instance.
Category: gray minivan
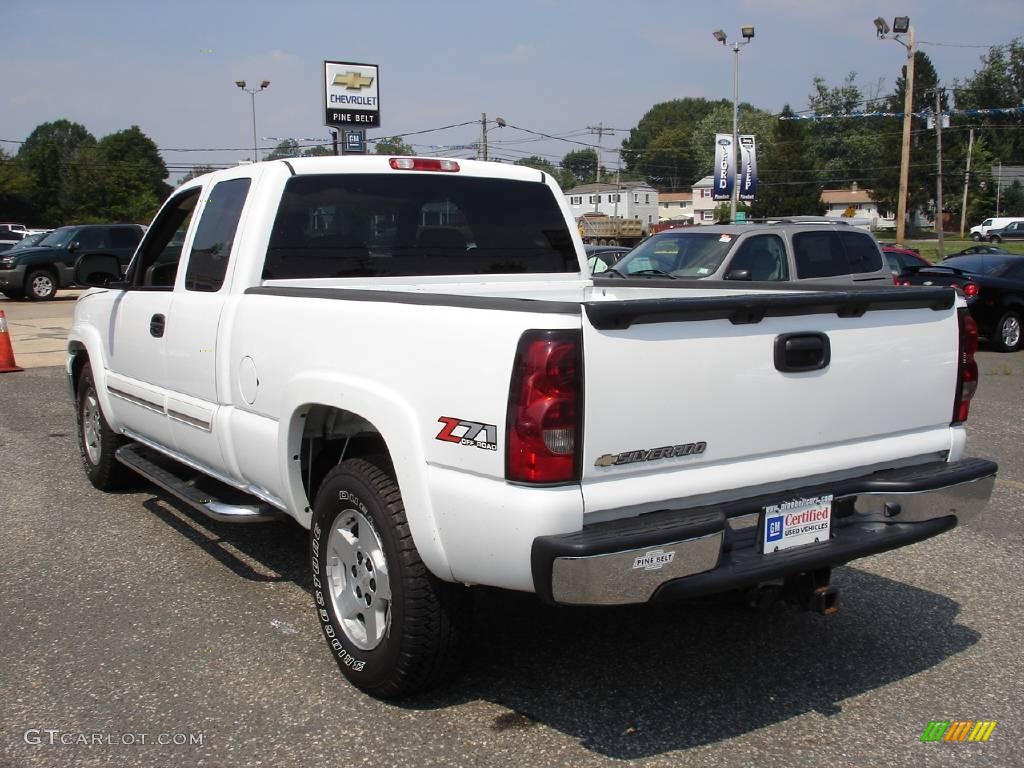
[605,221,893,285]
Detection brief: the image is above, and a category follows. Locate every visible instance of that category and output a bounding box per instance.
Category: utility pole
[897,27,916,244]
[480,113,488,161]
[934,87,944,260]
[960,128,974,238]
[614,152,621,218]
[587,123,607,213]
[996,160,1002,216]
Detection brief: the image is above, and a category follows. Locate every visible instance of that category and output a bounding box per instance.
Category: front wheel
[993,310,1022,353]
[25,269,57,301]
[989,235,1003,243]
[971,232,982,242]
[76,363,132,490]
[310,457,471,698]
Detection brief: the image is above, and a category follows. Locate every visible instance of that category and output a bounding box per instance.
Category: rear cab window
[262,174,578,279]
[792,230,882,279]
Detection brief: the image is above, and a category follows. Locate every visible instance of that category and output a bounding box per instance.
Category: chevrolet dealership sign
[324,60,380,128]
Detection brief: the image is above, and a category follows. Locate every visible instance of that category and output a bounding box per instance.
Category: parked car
[899,253,1024,352]
[585,244,631,274]
[5,231,51,252]
[987,221,1024,243]
[0,223,27,240]
[970,216,1024,241]
[951,245,1010,257]
[0,223,144,300]
[0,243,14,254]
[607,222,892,284]
[882,245,930,277]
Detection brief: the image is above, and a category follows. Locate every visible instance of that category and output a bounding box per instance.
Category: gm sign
[324,60,380,128]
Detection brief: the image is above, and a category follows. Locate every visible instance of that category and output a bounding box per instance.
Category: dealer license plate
[762,494,833,553]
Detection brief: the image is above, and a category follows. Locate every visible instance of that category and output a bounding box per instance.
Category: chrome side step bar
[116,444,279,523]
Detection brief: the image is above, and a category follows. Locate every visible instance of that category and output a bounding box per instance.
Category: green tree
[85,126,169,222]
[804,74,879,193]
[560,149,605,187]
[302,145,332,157]
[264,139,301,161]
[177,165,217,185]
[871,52,944,221]
[1002,179,1024,215]
[687,103,777,183]
[374,136,414,155]
[619,98,729,189]
[17,119,97,224]
[514,155,576,190]
[748,106,826,219]
[0,149,37,222]
[953,38,1024,164]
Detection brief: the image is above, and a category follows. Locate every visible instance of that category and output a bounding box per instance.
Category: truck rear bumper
[531,458,996,606]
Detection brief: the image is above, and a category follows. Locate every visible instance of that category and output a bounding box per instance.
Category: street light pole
[714,26,754,222]
[876,17,914,244]
[235,80,270,163]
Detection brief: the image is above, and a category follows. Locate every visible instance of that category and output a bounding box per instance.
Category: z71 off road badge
[435,417,498,451]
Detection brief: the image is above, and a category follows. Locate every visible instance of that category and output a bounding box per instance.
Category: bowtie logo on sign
[333,72,374,90]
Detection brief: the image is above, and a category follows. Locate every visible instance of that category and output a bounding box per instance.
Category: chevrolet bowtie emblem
[333,72,374,90]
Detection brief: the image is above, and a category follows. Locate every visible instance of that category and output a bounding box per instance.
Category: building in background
[564,181,659,227]
[657,191,693,224]
[691,176,717,224]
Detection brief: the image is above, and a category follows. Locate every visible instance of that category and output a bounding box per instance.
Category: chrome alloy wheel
[1002,315,1021,349]
[31,273,54,298]
[82,391,103,465]
[326,508,392,650]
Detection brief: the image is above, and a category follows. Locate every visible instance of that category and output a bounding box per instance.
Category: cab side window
[184,178,251,292]
[130,189,200,289]
[75,228,109,251]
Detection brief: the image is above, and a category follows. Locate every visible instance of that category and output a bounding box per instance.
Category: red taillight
[506,330,581,484]
[895,278,912,286]
[953,308,979,424]
[963,282,979,298]
[388,157,460,172]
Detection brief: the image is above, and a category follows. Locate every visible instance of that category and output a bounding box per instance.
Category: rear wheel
[989,235,1003,244]
[310,456,471,698]
[971,232,982,242]
[993,310,1022,353]
[25,269,57,301]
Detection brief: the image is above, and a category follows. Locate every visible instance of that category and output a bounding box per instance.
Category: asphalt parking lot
[1,348,1021,767]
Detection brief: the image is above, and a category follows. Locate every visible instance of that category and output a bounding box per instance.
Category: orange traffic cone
[0,310,24,373]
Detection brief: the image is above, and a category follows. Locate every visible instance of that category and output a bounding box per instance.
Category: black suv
[0,224,144,300]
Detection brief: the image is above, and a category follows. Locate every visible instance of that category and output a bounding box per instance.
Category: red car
[882,245,930,279]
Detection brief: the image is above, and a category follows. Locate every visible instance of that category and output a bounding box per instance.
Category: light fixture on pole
[713,25,755,222]
[875,16,915,244]
[235,79,271,163]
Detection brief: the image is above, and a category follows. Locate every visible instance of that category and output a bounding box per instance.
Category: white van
[970,216,1024,241]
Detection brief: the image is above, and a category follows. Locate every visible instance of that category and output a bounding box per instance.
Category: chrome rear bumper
[533,458,997,606]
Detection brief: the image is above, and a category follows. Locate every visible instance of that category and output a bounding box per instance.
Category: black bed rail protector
[584,287,955,330]
[245,285,581,315]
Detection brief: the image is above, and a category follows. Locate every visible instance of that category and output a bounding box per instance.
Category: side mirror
[74,253,125,288]
[725,269,751,281]
[67,241,80,253]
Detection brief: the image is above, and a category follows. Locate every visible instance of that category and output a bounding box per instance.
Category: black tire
[76,363,132,490]
[992,310,1023,353]
[25,268,57,301]
[310,456,471,698]
[989,235,1002,244]
[971,233,982,242]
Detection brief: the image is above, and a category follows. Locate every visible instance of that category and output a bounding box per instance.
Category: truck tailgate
[579,287,960,517]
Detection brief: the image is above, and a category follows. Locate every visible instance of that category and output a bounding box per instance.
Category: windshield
[36,227,77,248]
[614,232,736,278]
[8,232,48,251]
[940,254,1017,276]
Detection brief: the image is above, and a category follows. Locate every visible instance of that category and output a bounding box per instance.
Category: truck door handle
[150,314,165,338]
[774,332,830,373]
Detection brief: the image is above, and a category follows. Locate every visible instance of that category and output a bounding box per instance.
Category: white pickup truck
[68,156,996,698]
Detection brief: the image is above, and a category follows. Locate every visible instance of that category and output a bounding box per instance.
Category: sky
[1,0,1021,182]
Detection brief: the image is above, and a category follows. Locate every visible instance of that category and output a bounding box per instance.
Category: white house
[564,181,659,227]
[657,191,693,223]
[691,176,718,224]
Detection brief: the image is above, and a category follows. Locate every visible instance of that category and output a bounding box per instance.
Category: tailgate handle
[775,332,830,373]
